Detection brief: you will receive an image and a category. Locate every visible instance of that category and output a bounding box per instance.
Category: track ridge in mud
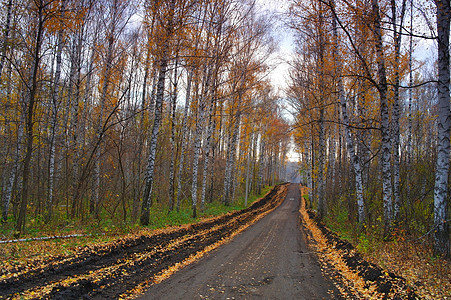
[303,208,417,300]
[0,184,288,300]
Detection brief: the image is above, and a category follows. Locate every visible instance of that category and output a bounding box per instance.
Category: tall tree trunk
[372,0,393,237]
[47,0,66,222]
[191,94,206,217]
[16,2,45,234]
[0,0,13,79]
[257,130,266,195]
[317,108,326,219]
[140,55,168,225]
[140,1,175,223]
[331,0,365,224]
[200,95,216,211]
[391,0,407,224]
[433,0,450,257]
[175,70,193,212]
[168,58,179,212]
[2,121,24,222]
[223,107,242,206]
[407,0,414,165]
[244,130,254,207]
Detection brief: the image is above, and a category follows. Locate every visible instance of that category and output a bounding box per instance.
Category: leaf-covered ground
[299,186,450,300]
[0,184,288,299]
[363,236,450,299]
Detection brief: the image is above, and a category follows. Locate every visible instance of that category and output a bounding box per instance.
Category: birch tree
[433,0,450,257]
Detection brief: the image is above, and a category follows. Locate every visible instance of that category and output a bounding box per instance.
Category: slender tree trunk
[223,108,242,205]
[391,0,407,224]
[16,2,45,233]
[191,94,206,217]
[244,130,254,207]
[372,0,393,237]
[317,108,326,219]
[407,0,413,164]
[433,0,450,257]
[72,38,95,217]
[0,0,13,79]
[2,121,24,222]
[168,58,179,212]
[257,131,266,195]
[175,70,193,212]
[331,0,365,223]
[47,0,66,222]
[200,95,216,211]
[140,5,174,223]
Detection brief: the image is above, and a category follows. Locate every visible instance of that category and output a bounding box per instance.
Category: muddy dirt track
[0,184,295,299]
[140,183,340,300]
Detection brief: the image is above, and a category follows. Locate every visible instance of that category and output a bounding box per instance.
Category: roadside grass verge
[0,185,273,268]
[316,195,451,300]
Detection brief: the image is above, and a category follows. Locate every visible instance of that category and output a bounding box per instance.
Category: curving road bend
[141,184,340,300]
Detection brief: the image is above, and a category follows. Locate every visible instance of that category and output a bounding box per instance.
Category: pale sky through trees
[256,0,294,92]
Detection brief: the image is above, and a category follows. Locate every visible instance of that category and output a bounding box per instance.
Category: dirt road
[141,184,340,300]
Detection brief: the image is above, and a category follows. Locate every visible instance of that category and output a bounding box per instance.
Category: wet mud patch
[305,210,417,300]
[0,184,288,300]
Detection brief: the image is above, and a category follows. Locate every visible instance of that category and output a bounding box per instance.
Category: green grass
[145,185,274,230]
[0,185,274,240]
[0,186,275,264]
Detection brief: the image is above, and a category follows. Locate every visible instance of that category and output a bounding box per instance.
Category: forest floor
[1,184,447,299]
[301,186,450,300]
[0,184,288,299]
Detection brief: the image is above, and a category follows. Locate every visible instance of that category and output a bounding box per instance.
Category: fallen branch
[0,233,104,244]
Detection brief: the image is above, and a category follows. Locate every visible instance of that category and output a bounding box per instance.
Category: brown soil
[140,183,341,300]
[0,184,287,299]
[1,183,416,300]
[304,210,418,300]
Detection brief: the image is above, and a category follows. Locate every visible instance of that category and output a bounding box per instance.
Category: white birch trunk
[175,70,193,212]
[2,121,24,222]
[200,96,216,211]
[372,0,393,236]
[317,108,326,219]
[332,1,365,223]
[391,0,407,223]
[257,131,266,195]
[244,130,254,207]
[433,0,450,256]
[191,94,206,218]
[168,59,179,212]
[47,0,66,221]
[140,52,169,224]
[223,109,242,205]
[0,0,12,79]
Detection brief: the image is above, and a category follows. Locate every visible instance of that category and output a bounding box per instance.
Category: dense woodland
[288,0,450,257]
[0,0,290,234]
[0,0,449,260]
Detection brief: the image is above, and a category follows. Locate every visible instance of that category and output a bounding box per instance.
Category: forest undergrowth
[316,190,451,299]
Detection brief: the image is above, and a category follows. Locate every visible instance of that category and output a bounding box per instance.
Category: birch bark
[331,0,365,223]
[175,70,193,212]
[433,0,450,256]
[0,0,13,79]
[168,58,179,212]
[372,0,393,236]
[47,0,66,222]
[390,0,407,223]
[140,0,175,224]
